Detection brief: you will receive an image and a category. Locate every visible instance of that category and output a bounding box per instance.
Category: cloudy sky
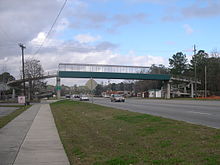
[0,0,220,85]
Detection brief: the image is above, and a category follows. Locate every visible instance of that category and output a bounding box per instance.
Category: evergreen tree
[169,52,188,75]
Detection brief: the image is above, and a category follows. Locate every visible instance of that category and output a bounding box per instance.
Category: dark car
[65,94,71,99]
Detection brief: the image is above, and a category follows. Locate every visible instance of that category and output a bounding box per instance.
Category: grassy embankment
[0,105,31,129]
[51,100,220,165]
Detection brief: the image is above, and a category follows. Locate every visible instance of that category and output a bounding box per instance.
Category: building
[148,89,162,98]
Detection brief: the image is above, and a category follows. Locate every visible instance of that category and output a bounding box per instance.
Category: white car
[80,95,89,101]
[110,94,125,102]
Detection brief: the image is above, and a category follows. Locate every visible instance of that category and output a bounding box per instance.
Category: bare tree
[210,49,220,58]
[24,58,46,100]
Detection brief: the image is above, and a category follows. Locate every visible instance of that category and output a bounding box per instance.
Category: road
[89,97,220,129]
[0,107,18,117]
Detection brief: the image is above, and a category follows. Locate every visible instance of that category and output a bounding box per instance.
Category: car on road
[110,94,125,102]
[80,95,89,101]
[71,94,80,99]
[65,94,71,99]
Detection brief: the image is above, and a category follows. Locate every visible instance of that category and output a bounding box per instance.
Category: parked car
[71,94,80,98]
[65,94,71,99]
[80,95,89,101]
[110,94,125,102]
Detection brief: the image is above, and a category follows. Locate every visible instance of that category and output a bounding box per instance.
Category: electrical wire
[33,0,68,55]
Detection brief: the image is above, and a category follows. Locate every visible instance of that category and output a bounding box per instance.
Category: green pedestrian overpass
[58,63,171,80]
[57,63,172,99]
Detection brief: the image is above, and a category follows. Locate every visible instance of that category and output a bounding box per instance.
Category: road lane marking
[188,111,211,115]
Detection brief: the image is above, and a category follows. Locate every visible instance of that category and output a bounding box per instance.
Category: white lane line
[188,111,211,115]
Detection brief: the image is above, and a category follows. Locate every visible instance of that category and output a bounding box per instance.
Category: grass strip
[0,105,31,129]
[51,100,220,165]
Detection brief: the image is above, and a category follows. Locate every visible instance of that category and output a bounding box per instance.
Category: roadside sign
[18,96,25,104]
[56,86,61,90]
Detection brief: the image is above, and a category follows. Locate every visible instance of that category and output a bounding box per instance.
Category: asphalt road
[0,107,18,117]
[89,97,220,129]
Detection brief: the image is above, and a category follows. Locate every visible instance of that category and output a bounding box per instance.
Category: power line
[33,0,68,55]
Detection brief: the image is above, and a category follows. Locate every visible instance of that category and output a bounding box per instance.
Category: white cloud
[183,24,194,35]
[0,0,168,86]
[162,0,220,22]
[181,0,220,18]
[1,47,167,86]
[31,32,46,45]
[74,34,101,43]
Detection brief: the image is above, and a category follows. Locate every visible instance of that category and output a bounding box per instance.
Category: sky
[0,0,220,86]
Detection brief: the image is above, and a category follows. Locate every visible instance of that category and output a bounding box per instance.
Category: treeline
[169,50,220,95]
[94,64,169,95]
[94,49,220,96]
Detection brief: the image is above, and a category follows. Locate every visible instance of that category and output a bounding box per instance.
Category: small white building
[148,89,162,98]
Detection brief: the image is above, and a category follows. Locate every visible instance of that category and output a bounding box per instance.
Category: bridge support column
[56,77,61,99]
[184,86,187,93]
[12,88,15,99]
[191,82,194,98]
[164,81,171,99]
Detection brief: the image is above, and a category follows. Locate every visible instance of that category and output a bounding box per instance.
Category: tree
[110,83,117,91]
[124,81,134,91]
[149,64,169,74]
[24,59,46,100]
[210,49,220,58]
[190,50,209,90]
[134,64,169,93]
[72,84,79,94]
[205,56,220,95]
[118,82,125,91]
[94,84,104,96]
[169,52,188,75]
[0,72,15,83]
[0,72,15,100]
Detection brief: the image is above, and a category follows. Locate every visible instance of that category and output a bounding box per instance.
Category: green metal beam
[59,71,171,80]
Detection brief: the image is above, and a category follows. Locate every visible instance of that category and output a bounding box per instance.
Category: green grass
[50,100,220,165]
[0,105,31,129]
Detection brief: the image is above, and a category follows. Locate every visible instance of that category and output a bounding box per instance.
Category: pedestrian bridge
[7,63,199,99]
[58,63,171,80]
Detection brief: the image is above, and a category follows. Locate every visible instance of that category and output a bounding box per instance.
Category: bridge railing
[43,70,58,77]
[171,75,201,84]
[58,63,150,74]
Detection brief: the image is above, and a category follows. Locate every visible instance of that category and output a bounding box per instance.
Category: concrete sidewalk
[0,104,41,165]
[13,103,70,165]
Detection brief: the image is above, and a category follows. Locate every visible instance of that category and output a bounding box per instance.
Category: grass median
[51,100,220,165]
[0,105,31,129]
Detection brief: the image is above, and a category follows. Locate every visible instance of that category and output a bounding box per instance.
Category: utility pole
[205,65,207,98]
[91,77,94,104]
[193,44,197,98]
[19,43,26,99]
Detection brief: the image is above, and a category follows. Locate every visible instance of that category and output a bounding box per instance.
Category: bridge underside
[58,71,171,80]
